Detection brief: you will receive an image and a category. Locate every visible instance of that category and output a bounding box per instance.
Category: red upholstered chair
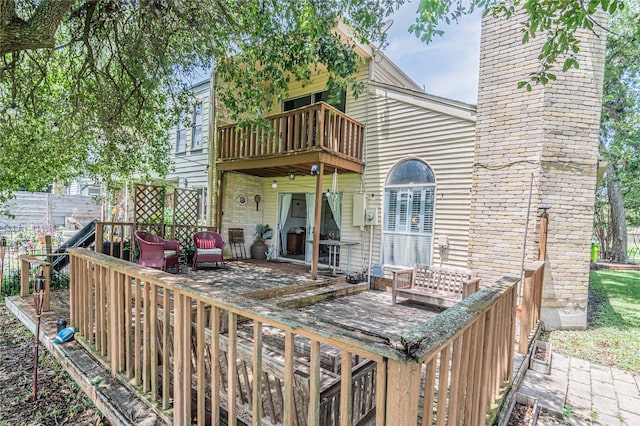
[192,231,225,269]
[134,231,180,273]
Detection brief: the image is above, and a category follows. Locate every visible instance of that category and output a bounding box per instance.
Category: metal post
[0,237,6,296]
[32,273,46,400]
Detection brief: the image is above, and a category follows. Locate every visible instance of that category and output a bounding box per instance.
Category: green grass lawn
[546,269,640,374]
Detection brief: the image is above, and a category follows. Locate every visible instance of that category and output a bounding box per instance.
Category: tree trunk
[606,164,628,263]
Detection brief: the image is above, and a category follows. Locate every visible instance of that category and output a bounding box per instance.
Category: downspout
[367,217,374,289]
[366,50,375,287]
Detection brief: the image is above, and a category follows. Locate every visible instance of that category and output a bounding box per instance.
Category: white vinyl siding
[362,83,476,269]
[167,80,211,192]
[371,54,422,91]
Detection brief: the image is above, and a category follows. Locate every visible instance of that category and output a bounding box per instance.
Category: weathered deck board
[180,261,438,344]
[178,260,317,294]
[297,291,439,344]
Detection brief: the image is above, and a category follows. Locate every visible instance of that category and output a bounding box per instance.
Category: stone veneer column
[469,11,606,329]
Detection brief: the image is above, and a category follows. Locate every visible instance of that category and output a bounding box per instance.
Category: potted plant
[35,223,57,245]
[183,243,195,265]
[251,224,273,259]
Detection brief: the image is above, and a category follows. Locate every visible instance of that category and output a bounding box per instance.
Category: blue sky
[382,3,482,105]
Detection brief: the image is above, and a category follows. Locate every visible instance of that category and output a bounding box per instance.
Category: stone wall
[470,10,607,329]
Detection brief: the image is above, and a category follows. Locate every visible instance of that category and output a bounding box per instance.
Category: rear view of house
[166,23,476,280]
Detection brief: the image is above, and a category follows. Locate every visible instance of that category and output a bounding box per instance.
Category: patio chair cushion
[197,248,222,255]
[164,250,178,258]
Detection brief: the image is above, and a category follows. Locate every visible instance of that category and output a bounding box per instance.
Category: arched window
[383,159,436,267]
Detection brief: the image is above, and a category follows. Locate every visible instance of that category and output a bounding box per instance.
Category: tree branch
[0,0,78,55]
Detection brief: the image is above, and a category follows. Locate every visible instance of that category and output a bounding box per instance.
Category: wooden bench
[391,264,480,309]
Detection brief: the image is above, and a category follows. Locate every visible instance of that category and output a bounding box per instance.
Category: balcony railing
[218,102,364,164]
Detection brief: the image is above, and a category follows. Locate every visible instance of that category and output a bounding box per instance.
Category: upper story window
[191,103,203,150]
[283,88,346,113]
[176,111,186,153]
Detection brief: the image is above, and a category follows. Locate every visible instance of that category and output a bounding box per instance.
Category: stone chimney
[469,10,607,329]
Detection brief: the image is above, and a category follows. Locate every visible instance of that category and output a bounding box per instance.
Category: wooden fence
[68,248,520,425]
[0,191,101,229]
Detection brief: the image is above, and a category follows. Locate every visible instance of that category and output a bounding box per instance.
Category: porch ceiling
[216,150,364,178]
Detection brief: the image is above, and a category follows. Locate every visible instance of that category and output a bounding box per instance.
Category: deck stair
[245,279,367,309]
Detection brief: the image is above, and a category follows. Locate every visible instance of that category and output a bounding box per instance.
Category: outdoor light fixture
[288,171,296,180]
[537,204,551,215]
[272,180,278,189]
[310,165,319,176]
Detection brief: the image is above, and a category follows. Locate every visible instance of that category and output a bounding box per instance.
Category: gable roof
[368,80,476,122]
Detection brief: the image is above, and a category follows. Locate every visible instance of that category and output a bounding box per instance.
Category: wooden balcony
[217,102,364,176]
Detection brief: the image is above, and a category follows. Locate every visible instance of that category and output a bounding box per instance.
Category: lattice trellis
[134,184,166,236]
[171,188,200,248]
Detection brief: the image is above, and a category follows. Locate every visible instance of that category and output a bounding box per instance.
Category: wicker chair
[192,231,225,269]
[134,231,180,273]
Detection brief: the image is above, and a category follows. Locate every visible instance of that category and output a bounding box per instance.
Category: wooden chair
[134,231,180,273]
[192,231,225,269]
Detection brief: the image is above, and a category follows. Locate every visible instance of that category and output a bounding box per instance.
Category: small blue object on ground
[54,326,76,344]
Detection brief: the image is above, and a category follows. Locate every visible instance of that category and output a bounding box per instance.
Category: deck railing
[397,277,519,425]
[95,222,219,261]
[218,102,364,163]
[518,261,545,354]
[68,248,519,425]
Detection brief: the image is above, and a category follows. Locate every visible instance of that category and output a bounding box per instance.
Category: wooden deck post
[311,163,324,280]
[216,171,224,230]
[20,257,30,297]
[538,211,549,261]
[385,358,421,425]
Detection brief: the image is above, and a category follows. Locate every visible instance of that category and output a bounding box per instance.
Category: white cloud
[382,3,482,104]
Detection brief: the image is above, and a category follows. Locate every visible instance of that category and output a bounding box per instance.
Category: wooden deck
[179,259,439,345]
[13,253,542,425]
